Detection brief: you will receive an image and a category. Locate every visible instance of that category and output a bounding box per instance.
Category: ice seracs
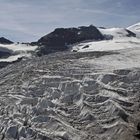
[0,49,140,140]
[0,22,140,140]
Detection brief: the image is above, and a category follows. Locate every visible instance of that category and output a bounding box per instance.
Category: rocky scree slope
[0,48,140,140]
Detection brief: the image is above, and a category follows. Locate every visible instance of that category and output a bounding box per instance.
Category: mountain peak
[36,25,104,55]
[0,37,13,44]
[127,22,140,31]
[127,22,140,37]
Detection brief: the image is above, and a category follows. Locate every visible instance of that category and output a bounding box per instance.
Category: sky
[0,0,140,42]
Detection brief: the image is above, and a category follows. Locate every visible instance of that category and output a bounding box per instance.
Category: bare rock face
[0,49,140,140]
[0,37,13,44]
[125,29,136,37]
[0,57,22,69]
[0,51,11,59]
[35,25,104,55]
[6,125,18,139]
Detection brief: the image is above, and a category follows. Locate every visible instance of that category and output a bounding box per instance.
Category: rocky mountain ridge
[0,23,139,61]
[34,25,137,55]
[34,25,104,55]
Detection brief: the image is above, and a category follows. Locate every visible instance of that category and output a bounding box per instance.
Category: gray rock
[6,125,18,139]
[19,127,26,138]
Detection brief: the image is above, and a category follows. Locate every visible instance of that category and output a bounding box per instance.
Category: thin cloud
[75,8,140,18]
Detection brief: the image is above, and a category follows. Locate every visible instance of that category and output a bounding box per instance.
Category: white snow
[0,43,37,52]
[127,22,140,37]
[72,23,140,71]
[127,22,140,32]
[72,37,140,52]
[72,24,140,53]
[0,46,13,53]
[0,43,38,62]
[0,54,31,62]
[80,47,140,72]
[99,28,130,38]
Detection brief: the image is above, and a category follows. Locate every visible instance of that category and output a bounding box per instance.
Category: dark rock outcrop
[6,125,18,139]
[125,29,136,37]
[0,37,13,44]
[0,51,11,58]
[0,57,22,69]
[35,25,104,55]
[0,47,13,58]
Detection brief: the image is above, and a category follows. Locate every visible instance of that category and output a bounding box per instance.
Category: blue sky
[0,0,140,42]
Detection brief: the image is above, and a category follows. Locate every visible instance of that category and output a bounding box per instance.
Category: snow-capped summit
[35,25,104,55]
[127,22,140,37]
[127,22,140,32]
[98,27,136,39]
[72,25,140,53]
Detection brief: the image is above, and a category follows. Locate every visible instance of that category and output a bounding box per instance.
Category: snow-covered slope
[99,27,135,38]
[1,23,140,140]
[0,43,38,62]
[72,24,140,53]
[72,37,140,52]
[127,22,140,37]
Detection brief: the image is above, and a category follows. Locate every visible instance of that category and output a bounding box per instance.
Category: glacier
[0,23,140,140]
